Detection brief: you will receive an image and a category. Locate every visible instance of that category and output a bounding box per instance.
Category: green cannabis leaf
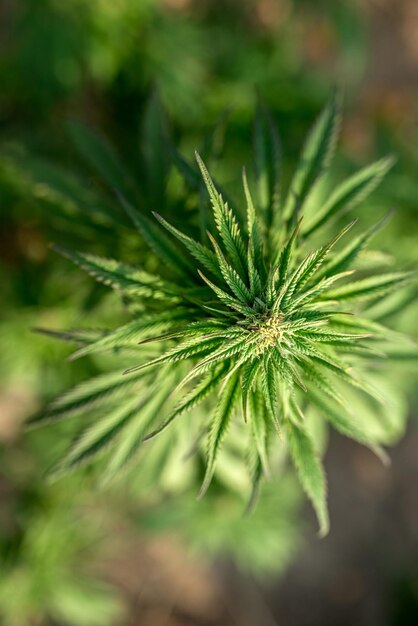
[33,94,416,535]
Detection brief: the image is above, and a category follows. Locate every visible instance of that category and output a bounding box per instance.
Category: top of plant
[33,91,416,536]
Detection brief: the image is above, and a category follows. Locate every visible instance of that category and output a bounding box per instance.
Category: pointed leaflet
[69,310,188,360]
[241,358,262,420]
[265,263,279,308]
[245,455,263,516]
[248,388,271,478]
[273,217,303,292]
[136,318,230,345]
[143,366,226,442]
[294,328,368,346]
[179,333,258,388]
[364,281,418,323]
[198,182,213,244]
[300,343,384,405]
[199,372,240,497]
[153,212,222,279]
[197,122,237,240]
[49,397,142,476]
[247,239,263,298]
[283,90,342,227]
[330,313,415,345]
[124,334,225,375]
[280,220,355,310]
[287,420,329,536]
[316,212,393,281]
[100,385,172,485]
[195,153,247,277]
[198,270,254,316]
[29,370,145,427]
[243,167,263,266]
[272,348,307,393]
[303,157,394,237]
[297,360,345,406]
[308,390,389,465]
[207,232,252,303]
[53,245,179,298]
[314,362,387,405]
[118,194,194,279]
[33,327,103,347]
[296,220,356,289]
[261,357,282,436]
[287,270,355,310]
[321,271,418,303]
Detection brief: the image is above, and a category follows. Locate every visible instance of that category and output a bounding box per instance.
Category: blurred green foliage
[0,1,417,624]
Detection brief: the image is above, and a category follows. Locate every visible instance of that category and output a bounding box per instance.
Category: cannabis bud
[33,92,415,535]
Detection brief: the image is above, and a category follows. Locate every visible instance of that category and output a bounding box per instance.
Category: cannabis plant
[32,92,415,536]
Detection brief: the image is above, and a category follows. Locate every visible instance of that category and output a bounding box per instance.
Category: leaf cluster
[33,92,417,535]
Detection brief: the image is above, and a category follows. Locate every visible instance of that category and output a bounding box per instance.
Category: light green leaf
[50,397,142,476]
[196,153,247,277]
[273,217,303,292]
[53,246,179,298]
[261,357,282,436]
[69,311,187,360]
[283,90,342,226]
[207,232,252,303]
[309,390,389,465]
[243,167,263,266]
[143,366,226,442]
[100,386,171,484]
[249,389,271,478]
[198,270,254,315]
[29,370,144,426]
[118,194,193,278]
[316,211,393,280]
[303,156,395,236]
[280,220,355,309]
[199,372,240,497]
[287,420,329,536]
[153,212,222,279]
[322,271,418,302]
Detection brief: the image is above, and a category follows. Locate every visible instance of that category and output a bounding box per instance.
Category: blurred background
[1,1,418,625]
